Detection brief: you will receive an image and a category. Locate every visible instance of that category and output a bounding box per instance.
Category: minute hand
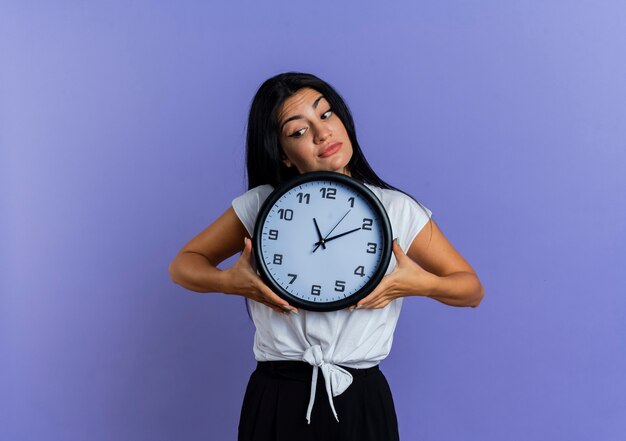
[316,227,362,245]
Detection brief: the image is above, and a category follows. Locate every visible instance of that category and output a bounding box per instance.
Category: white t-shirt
[232,183,433,423]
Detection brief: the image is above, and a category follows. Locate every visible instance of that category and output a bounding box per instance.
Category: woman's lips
[319,142,342,158]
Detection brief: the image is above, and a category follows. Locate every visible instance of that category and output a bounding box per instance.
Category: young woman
[168,72,484,441]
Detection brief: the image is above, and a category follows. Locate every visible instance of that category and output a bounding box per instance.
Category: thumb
[242,237,253,260]
[392,238,406,260]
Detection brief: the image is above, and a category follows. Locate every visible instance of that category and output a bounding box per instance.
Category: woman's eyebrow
[312,95,324,109]
[280,95,326,131]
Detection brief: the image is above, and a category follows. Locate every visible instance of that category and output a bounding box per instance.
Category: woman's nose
[314,125,332,144]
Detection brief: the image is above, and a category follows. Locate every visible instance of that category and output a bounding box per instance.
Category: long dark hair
[246,72,399,191]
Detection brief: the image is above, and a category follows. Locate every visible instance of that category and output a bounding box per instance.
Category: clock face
[253,172,392,312]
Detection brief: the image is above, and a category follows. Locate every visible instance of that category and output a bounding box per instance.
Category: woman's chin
[323,156,351,174]
[298,156,351,175]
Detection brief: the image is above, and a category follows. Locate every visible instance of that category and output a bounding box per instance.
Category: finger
[360,296,387,310]
[244,238,298,313]
[257,282,298,314]
[392,238,407,262]
[357,291,378,308]
[367,296,394,309]
[270,302,298,314]
[242,237,253,259]
[248,295,288,314]
[354,278,388,309]
[267,303,289,314]
[256,298,288,314]
[367,302,387,310]
[362,289,395,309]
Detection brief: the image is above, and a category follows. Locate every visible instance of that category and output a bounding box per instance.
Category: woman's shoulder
[364,184,433,250]
[230,184,275,237]
[232,184,274,208]
[236,184,274,198]
[364,184,432,216]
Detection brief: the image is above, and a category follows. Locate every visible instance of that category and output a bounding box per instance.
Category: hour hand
[313,218,326,250]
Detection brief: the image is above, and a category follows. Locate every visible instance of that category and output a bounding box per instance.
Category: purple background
[1,1,625,440]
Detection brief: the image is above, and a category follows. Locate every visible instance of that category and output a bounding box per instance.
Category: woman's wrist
[423,272,484,307]
[392,267,440,299]
[421,272,441,298]
[217,267,237,295]
[400,258,440,298]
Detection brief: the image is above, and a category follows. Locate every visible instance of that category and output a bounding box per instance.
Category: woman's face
[277,87,353,175]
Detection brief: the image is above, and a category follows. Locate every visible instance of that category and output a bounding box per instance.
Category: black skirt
[238,361,400,441]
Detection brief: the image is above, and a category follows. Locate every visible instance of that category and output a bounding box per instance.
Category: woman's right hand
[223,237,299,314]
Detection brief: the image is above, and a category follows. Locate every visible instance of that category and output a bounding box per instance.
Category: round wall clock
[252,171,392,312]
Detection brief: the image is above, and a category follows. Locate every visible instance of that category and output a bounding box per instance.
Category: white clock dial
[254,172,392,312]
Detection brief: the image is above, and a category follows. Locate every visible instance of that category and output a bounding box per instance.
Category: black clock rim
[252,171,393,312]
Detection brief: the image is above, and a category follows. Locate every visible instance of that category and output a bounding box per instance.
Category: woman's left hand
[351,239,439,310]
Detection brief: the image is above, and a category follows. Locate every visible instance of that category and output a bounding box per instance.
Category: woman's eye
[321,109,333,119]
[289,128,307,138]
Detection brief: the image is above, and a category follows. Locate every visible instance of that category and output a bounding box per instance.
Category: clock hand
[317,227,362,245]
[313,209,351,252]
[313,218,326,250]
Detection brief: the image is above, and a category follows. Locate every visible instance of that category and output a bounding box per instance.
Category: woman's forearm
[426,271,484,308]
[168,252,230,294]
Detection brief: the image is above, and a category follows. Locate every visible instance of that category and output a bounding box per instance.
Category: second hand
[313,209,351,253]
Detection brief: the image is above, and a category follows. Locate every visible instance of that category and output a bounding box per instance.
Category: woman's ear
[280,150,293,168]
